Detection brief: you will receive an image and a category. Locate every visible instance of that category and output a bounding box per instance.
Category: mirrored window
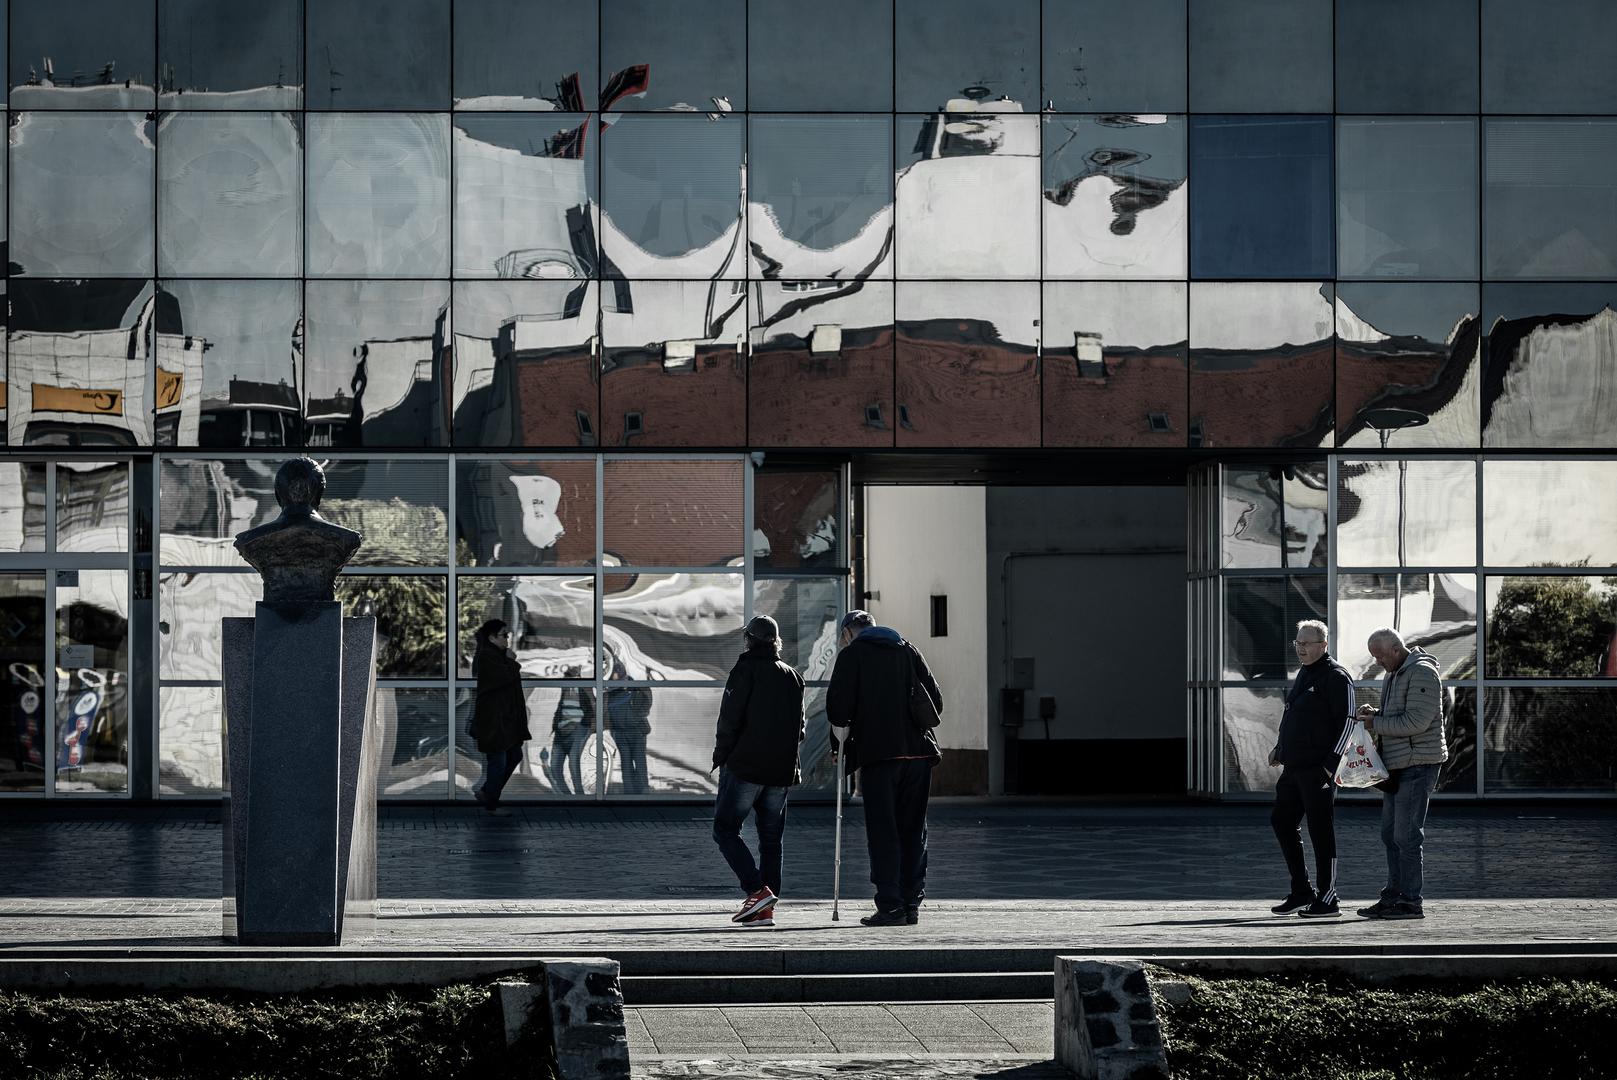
[1189,282,1334,448]
[158,112,302,277]
[600,0,743,112]
[159,570,258,679]
[748,116,894,281]
[159,459,279,567]
[1041,281,1186,447]
[1221,685,1285,793]
[896,112,1040,279]
[1336,459,1477,568]
[600,280,746,447]
[604,575,743,680]
[336,575,447,678]
[754,470,841,570]
[1335,0,1477,113]
[1223,575,1328,681]
[455,459,597,568]
[0,572,47,792]
[1483,687,1617,793]
[1220,464,1329,569]
[1486,576,1617,678]
[1188,0,1331,112]
[1338,573,1479,681]
[1484,119,1617,280]
[599,115,744,280]
[156,280,302,449]
[749,281,894,449]
[748,0,893,111]
[1482,0,1617,113]
[1336,283,1481,449]
[754,576,842,673]
[383,688,452,799]
[56,460,128,551]
[1042,0,1186,113]
[456,574,595,678]
[7,279,156,447]
[1337,118,1478,280]
[1189,116,1333,280]
[895,282,1040,447]
[1043,114,1186,279]
[54,568,130,793]
[452,281,599,449]
[9,0,154,108]
[597,684,724,795]
[516,686,600,797]
[601,458,744,567]
[158,686,224,795]
[895,0,1037,113]
[159,0,302,109]
[1483,460,1617,567]
[454,0,597,111]
[303,281,451,447]
[10,112,154,277]
[306,114,451,278]
[453,114,598,280]
[0,464,49,551]
[306,0,449,110]
[1481,284,1617,448]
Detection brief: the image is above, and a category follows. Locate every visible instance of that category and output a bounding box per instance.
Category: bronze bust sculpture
[234,457,362,605]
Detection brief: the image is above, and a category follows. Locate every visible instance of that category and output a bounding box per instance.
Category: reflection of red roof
[600,347,746,447]
[1042,347,1185,447]
[1190,342,1334,448]
[749,329,894,449]
[1335,319,1477,444]
[603,459,744,571]
[896,330,1040,448]
[513,349,597,447]
[755,471,839,569]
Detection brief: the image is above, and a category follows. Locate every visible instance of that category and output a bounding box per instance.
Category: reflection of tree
[1487,574,1617,677]
[335,577,444,679]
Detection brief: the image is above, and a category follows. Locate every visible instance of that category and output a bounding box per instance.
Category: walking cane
[831,737,844,922]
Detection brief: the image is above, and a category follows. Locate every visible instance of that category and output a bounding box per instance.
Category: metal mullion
[1475,455,1486,797]
[594,453,605,800]
[600,566,750,576]
[743,453,754,629]
[454,566,596,576]
[447,457,459,801]
[375,680,452,690]
[1480,566,1617,577]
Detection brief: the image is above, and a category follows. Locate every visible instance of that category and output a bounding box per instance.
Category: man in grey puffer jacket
[1355,627,1447,920]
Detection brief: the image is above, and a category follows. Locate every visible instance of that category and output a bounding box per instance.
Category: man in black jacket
[711,615,805,929]
[827,610,944,927]
[1269,619,1355,919]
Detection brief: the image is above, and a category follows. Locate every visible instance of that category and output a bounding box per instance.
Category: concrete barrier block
[1055,957,1169,1080]
[544,958,630,1080]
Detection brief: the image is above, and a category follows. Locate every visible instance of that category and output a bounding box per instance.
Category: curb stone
[496,958,630,1080]
[1054,958,1169,1080]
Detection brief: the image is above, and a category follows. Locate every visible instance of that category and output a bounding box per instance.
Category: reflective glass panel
[158,570,258,681]
[1335,0,1478,114]
[1222,575,1328,681]
[753,470,841,570]
[603,574,744,681]
[1335,459,1477,569]
[753,576,841,676]
[377,688,450,799]
[600,0,743,111]
[1041,281,1187,448]
[1042,0,1186,113]
[9,0,154,108]
[454,691,571,800]
[1188,0,1331,112]
[10,113,154,277]
[157,112,302,277]
[158,686,223,795]
[7,280,156,447]
[0,463,48,552]
[335,575,446,679]
[1483,687,1617,793]
[748,0,893,111]
[1189,282,1334,449]
[159,459,279,567]
[303,281,451,447]
[454,0,598,111]
[306,0,449,110]
[55,568,129,794]
[452,114,598,279]
[456,574,595,679]
[452,281,598,449]
[599,116,744,280]
[1220,464,1330,569]
[1481,285,1617,449]
[1484,119,1617,280]
[601,459,744,567]
[895,282,1040,447]
[158,0,302,109]
[1222,685,1285,793]
[157,280,303,450]
[895,0,1037,112]
[56,460,128,551]
[749,281,894,449]
[896,112,1040,279]
[1337,118,1478,281]
[1336,283,1481,449]
[1441,686,1478,794]
[1486,576,1617,678]
[603,685,723,795]
[1481,0,1617,114]
[600,281,746,447]
[1337,573,1479,680]
[1043,114,1186,280]
[525,686,601,797]
[1483,461,1617,567]
[1189,116,1333,280]
[748,116,894,281]
[305,114,451,278]
[0,572,48,793]
[455,459,596,568]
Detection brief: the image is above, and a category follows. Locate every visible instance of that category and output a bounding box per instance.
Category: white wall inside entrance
[864,486,988,754]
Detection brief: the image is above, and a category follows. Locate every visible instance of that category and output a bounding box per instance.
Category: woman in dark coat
[471,619,531,812]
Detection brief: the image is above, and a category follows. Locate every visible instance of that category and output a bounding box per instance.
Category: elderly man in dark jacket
[827,609,943,927]
[711,615,806,929]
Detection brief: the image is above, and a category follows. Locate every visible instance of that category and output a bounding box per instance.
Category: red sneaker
[737,908,775,929]
[731,886,777,923]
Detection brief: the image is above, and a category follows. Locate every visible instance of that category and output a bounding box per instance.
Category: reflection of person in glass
[605,657,652,795]
[711,616,806,929]
[547,666,594,796]
[470,619,531,814]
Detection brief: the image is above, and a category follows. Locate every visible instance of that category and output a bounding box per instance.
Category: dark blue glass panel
[1042,0,1186,113]
[1483,0,1617,113]
[1189,115,1333,280]
[1336,0,1478,113]
[1188,0,1331,113]
[749,0,893,111]
[895,0,1038,113]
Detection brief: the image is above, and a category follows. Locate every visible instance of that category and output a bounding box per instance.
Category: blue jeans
[481,747,522,806]
[712,768,789,895]
[616,731,649,794]
[1381,763,1441,905]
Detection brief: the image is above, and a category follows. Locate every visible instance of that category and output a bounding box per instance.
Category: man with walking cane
[828,610,944,927]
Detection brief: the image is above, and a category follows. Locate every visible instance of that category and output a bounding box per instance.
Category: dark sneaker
[737,908,775,929]
[859,908,908,927]
[731,886,778,923]
[1271,891,1315,915]
[1356,899,1399,919]
[1379,901,1425,920]
[1298,898,1341,919]
[904,906,919,925]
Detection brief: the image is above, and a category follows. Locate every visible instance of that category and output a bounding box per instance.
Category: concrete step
[620,970,1053,1005]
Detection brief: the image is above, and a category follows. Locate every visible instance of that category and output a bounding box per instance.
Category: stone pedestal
[221,606,378,945]
[1055,958,1170,1080]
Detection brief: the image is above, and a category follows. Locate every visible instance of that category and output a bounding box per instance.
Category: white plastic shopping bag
[1334,720,1390,788]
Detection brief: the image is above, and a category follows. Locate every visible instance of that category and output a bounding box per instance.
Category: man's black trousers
[859,758,933,912]
[1271,765,1339,902]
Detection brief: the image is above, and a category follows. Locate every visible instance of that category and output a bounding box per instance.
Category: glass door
[0,573,49,793]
